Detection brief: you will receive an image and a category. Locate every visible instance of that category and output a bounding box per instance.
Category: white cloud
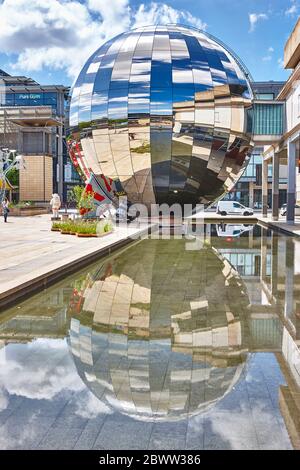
[249,13,268,32]
[285,4,297,15]
[132,3,207,30]
[74,391,111,418]
[262,46,274,62]
[0,339,84,401]
[0,0,206,81]
[278,57,285,68]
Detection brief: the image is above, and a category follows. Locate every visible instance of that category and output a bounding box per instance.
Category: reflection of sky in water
[0,340,292,450]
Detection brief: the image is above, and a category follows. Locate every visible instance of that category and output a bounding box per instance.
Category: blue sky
[0,0,298,85]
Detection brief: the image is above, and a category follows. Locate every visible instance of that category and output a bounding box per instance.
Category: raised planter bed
[10,206,49,217]
[51,220,114,238]
[76,233,98,238]
[76,230,113,238]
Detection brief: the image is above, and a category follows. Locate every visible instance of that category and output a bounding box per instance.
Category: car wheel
[244,211,250,216]
[220,211,227,216]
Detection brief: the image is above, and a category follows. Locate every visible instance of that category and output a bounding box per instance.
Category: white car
[217,201,254,216]
[280,203,300,216]
[216,224,253,238]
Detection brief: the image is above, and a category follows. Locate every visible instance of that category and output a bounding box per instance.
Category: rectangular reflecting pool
[0,223,299,450]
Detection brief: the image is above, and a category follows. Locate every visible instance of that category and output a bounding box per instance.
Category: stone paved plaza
[0,215,151,307]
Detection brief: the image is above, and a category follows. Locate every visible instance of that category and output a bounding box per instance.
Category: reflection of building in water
[218,225,300,448]
[259,231,300,449]
[278,331,300,449]
[0,286,70,342]
[68,239,252,421]
[0,227,298,434]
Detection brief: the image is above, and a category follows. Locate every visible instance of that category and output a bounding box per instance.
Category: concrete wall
[297,173,300,202]
[285,81,300,131]
[279,164,288,179]
[284,17,300,68]
[19,155,53,202]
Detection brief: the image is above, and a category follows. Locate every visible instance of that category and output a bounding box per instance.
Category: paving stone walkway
[0,215,151,306]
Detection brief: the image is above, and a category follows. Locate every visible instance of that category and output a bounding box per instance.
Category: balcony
[0,106,62,127]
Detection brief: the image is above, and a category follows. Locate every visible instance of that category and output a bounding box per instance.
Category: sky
[0,0,298,86]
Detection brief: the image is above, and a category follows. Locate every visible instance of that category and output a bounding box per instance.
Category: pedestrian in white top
[50,193,61,219]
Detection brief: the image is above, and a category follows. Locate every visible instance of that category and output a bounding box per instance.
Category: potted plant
[79,190,96,217]
[59,221,73,234]
[96,220,114,237]
[51,221,62,232]
[75,221,98,237]
[69,185,84,216]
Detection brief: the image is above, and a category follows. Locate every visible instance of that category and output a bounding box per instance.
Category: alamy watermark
[95,196,206,251]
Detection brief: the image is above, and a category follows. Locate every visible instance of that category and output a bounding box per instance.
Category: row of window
[255,93,274,100]
[243,154,272,178]
[253,102,284,135]
[223,253,271,277]
[0,92,58,107]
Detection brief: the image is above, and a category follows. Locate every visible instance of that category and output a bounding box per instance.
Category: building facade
[262,17,300,222]
[227,81,287,209]
[0,69,79,203]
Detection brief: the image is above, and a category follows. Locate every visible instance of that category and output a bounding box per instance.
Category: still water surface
[0,224,299,449]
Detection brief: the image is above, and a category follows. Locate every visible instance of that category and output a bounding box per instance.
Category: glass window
[91,92,108,121]
[93,54,117,92]
[14,93,31,105]
[151,60,172,88]
[253,103,283,135]
[78,93,92,124]
[108,88,128,121]
[4,93,14,106]
[30,93,43,105]
[150,88,172,116]
[233,202,240,208]
[43,92,57,106]
[256,93,274,100]
[5,92,58,107]
[128,84,150,116]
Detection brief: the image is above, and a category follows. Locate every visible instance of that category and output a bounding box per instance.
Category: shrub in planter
[75,222,97,236]
[79,191,96,216]
[59,221,76,234]
[51,221,62,231]
[96,219,113,237]
[51,219,113,237]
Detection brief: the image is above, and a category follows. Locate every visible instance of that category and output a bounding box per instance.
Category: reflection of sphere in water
[68,240,249,420]
[69,25,253,208]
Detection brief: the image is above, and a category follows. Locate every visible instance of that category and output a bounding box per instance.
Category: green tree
[68,185,84,209]
[6,167,19,187]
[80,191,96,212]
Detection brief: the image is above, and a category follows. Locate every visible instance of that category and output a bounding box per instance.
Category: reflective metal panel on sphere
[69,24,253,209]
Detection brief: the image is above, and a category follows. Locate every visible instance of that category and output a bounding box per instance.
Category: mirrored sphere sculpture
[68,25,253,208]
[68,239,249,421]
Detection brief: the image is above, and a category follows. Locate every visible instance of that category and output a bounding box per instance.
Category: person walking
[50,193,61,219]
[2,197,9,223]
